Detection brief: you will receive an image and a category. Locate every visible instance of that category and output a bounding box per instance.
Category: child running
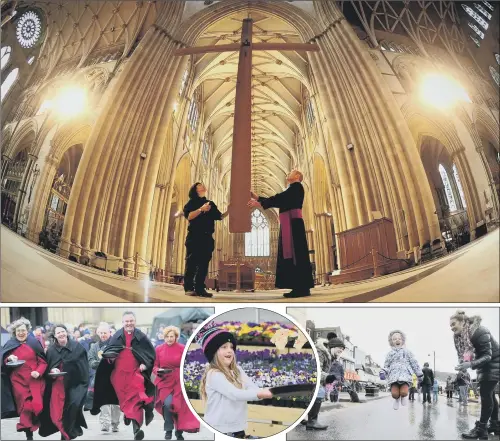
[380,330,423,410]
[197,322,273,438]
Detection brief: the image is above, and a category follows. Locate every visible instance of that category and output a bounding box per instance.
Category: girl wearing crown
[195,323,273,438]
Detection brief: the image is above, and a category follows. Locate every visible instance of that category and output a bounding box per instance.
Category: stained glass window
[474,3,492,19]
[490,66,500,87]
[16,10,42,48]
[452,164,467,209]
[468,22,485,39]
[439,164,457,212]
[469,35,481,47]
[463,5,489,29]
[305,98,315,128]
[470,35,481,47]
[27,56,35,65]
[179,68,189,96]
[202,139,209,164]
[245,209,270,257]
[482,0,494,12]
[495,53,500,65]
[1,46,11,69]
[187,89,200,132]
[1,68,19,101]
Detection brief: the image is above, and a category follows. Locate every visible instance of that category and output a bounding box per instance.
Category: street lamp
[428,351,436,373]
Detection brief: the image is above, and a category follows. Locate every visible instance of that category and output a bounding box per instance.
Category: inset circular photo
[181,307,319,439]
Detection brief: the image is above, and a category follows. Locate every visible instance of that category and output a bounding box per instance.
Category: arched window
[179,68,189,96]
[245,209,270,257]
[482,0,494,12]
[27,56,35,65]
[439,164,457,212]
[452,164,467,209]
[468,22,485,39]
[1,68,19,101]
[463,5,489,29]
[470,35,481,47]
[201,138,209,165]
[1,46,11,69]
[305,97,315,128]
[474,3,492,20]
[495,53,500,65]
[490,66,500,87]
[187,88,200,132]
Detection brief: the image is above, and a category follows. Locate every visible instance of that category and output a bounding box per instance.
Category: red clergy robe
[5,343,47,432]
[153,342,199,433]
[49,363,69,440]
[111,331,152,425]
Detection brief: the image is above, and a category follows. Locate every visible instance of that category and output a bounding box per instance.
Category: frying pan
[269,384,315,397]
[6,360,25,367]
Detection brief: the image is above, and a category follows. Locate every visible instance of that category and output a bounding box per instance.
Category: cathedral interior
[1,0,499,302]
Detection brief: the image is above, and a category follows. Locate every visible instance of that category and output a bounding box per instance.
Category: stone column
[476,146,499,221]
[13,152,37,226]
[60,25,187,268]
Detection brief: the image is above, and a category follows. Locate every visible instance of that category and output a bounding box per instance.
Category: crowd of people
[1,312,200,440]
[302,310,499,439]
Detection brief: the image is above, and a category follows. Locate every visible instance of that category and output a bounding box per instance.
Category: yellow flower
[272,367,277,372]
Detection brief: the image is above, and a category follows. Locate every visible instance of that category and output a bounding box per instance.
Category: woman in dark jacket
[182,183,229,298]
[450,310,499,438]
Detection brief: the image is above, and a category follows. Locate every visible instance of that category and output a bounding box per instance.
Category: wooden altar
[217,260,255,291]
[330,218,408,284]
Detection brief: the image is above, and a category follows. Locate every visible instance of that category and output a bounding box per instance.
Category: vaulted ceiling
[192,9,311,197]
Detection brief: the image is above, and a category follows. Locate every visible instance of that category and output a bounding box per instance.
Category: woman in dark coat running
[450,310,500,439]
[39,325,89,440]
[1,318,47,440]
[183,183,229,298]
[248,170,314,298]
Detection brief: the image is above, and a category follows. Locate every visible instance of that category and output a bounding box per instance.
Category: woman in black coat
[182,183,228,298]
[450,310,499,438]
[39,325,89,440]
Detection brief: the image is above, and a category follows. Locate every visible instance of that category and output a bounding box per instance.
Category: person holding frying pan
[153,326,199,440]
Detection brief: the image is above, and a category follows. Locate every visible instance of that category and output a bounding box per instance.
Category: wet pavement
[288,395,498,440]
[0,412,214,440]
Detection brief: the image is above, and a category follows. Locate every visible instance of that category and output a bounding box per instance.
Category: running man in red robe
[154,326,199,440]
[248,170,314,298]
[1,318,47,440]
[92,311,156,440]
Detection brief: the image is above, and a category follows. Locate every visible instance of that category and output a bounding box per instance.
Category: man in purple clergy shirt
[247,170,314,298]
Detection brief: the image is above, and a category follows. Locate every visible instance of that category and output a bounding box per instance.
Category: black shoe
[124,417,131,426]
[306,399,328,430]
[133,420,145,440]
[175,430,184,440]
[165,430,173,440]
[300,419,307,425]
[462,421,489,440]
[196,289,213,298]
[283,291,311,299]
[487,420,499,435]
[25,430,33,441]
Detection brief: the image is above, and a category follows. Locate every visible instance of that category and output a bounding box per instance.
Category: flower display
[184,348,317,408]
[206,321,309,347]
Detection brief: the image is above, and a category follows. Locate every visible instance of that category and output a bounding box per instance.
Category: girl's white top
[204,365,260,433]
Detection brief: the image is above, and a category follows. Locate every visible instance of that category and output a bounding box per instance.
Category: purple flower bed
[184,349,317,408]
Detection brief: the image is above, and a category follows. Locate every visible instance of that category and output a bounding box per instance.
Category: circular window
[16,10,42,48]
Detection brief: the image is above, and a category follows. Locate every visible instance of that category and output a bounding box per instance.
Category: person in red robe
[92,311,156,441]
[38,325,89,440]
[154,326,200,440]
[1,318,47,440]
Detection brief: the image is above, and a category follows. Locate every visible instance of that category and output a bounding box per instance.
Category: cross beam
[174,19,319,233]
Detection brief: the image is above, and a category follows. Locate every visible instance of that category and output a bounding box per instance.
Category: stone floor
[1,226,499,303]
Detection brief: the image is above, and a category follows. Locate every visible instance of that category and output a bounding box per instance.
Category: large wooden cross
[175,19,319,233]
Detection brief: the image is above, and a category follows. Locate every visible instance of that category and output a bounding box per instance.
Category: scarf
[454,321,475,363]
